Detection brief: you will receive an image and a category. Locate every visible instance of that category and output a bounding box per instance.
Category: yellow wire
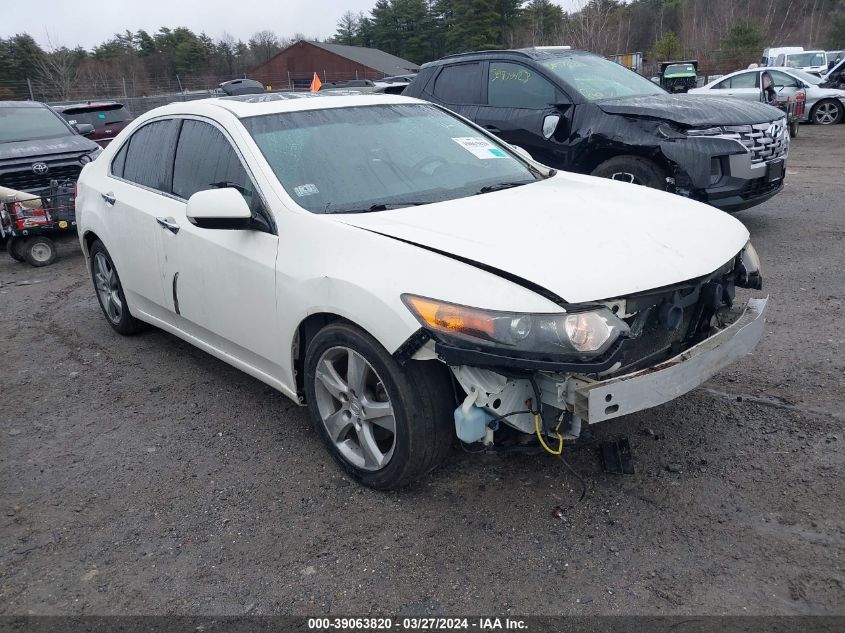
[534,414,564,455]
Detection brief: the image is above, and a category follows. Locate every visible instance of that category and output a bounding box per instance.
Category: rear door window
[487,62,556,108]
[432,63,482,104]
[121,119,180,192]
[729,72,758,88]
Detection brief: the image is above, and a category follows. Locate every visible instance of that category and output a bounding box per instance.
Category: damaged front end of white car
[400,243,767,451]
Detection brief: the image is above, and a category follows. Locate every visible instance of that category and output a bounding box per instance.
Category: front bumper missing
[572,297,768,424]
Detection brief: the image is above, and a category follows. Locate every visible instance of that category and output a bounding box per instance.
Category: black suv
[1,101,101,196]
[404,48,789,212]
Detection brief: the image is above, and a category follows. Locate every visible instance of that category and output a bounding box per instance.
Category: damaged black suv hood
[596,94,783,127]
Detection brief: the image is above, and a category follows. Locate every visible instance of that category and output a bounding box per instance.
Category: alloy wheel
[313,346,396,471]
[814,101,841,125]
[93,252,122,324]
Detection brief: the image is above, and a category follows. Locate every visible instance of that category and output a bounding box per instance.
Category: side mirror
[74,123,95,137]
[508,144,533,162]
[542,113,564,140]
[186,188,252,230]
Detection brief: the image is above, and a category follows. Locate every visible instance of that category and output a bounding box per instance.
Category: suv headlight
[736,241,762,289]
[80,147,103,163]
[402,294,629,358]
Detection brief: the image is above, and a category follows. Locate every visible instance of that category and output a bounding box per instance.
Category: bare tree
[35,32,83,100]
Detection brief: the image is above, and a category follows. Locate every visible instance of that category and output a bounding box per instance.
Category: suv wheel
[811,99,843,125]
[304,322,454,489]
[591,156,669,190]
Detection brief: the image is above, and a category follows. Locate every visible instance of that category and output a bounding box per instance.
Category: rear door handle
[101,192,115,206]
[483,125,501,133]
[155,216,180,234]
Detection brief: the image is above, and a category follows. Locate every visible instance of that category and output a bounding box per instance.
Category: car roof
[421,47,591,68]
[137,92,424,120]
[0,100,48,108]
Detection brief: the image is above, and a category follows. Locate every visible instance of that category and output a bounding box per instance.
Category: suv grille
[0,163,82,193]
[718,121,788,164]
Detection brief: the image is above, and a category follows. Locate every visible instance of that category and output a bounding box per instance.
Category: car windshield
[665,64,696,76]
[0,106,72,143]
[786,52,826,67]
[242,103,540,214]
[785,68,823,85]
[539,54,665,101]
[60,104,131,128]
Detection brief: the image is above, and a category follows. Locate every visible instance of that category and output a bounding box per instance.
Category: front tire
[591,155,669,190]
[89,239,143,335]
[304,322,454,489]
[811,99,843,125]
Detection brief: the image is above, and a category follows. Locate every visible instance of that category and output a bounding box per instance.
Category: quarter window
[487,62,556,108]
[432,63,482,104]
[111,142,128,178]
[121,119,179,192]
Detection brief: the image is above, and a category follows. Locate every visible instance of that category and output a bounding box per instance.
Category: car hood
[596,94,783,127]
[335,173,749,304]
[0,134,99,162]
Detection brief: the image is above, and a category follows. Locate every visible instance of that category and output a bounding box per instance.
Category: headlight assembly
[401,294,630,358]
[736,241,762,290]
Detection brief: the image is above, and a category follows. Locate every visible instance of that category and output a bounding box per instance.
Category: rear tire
[89,239,143,335]
[304,322,454,489]
[7,237,26,262]
[810,99,843,125]
[23,236,57,267]
[591,155,669,190]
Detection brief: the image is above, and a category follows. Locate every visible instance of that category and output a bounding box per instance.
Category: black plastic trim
[392,328,432,365]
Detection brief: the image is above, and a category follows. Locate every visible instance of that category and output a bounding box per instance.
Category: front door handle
[155,216,180,234]
[483,125,501,133]
[101,192,115,206]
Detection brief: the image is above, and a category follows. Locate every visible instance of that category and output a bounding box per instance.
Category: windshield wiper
[475,181,532,195]
[332,201,430,213]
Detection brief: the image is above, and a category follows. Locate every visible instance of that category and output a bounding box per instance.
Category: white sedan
[690,67,845,125]
[75,93,767,489]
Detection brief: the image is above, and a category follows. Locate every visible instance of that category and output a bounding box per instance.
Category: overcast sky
[4,1,580,51]
[2,0,380,50]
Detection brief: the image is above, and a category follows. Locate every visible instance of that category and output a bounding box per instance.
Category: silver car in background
[690,67,845,125]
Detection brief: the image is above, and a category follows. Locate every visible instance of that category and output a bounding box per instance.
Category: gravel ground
[1,124,843,617]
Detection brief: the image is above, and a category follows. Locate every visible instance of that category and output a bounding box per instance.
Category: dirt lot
[1,125,843,617]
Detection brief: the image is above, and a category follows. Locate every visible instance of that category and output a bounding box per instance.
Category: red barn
[250,40,420,89]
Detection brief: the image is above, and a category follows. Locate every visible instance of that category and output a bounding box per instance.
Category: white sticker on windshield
[451,136,507,159]
[294,183,319,197]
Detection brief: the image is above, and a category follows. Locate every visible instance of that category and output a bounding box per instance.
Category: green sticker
[488,148,506,157]
[98,113,106,119]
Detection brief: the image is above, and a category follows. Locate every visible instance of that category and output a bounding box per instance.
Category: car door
[103,118,182,318]
[157,117,281,379]
[475,61,570,166]
[768,70,802,103]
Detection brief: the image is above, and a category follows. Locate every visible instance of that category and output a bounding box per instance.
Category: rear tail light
[73,183,78,199]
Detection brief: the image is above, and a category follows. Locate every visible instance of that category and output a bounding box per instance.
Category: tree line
[1,0,843,102]
[335,0,845,70]
[0,28,306,100]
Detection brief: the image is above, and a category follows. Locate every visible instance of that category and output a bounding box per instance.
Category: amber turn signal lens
[403,295,497,339]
